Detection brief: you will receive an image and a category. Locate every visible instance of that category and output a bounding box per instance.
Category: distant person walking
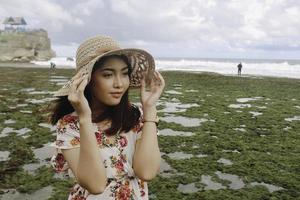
[50,62,56,69]
[237,62,242,76]
[49,62,56,75]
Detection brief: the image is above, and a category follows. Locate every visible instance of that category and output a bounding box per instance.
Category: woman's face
[90,57,130,106]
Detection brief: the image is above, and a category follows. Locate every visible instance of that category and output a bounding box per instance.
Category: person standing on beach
[237,62,243,76]
[50,62,56,69]
[49,62,56,75]
[48,35,164,199]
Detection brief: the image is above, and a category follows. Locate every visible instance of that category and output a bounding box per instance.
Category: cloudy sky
[0,0,299,59]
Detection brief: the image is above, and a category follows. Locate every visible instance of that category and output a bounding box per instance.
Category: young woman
[49,35,164,200]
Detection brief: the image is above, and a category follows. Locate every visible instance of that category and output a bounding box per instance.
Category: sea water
[32,57,300,79]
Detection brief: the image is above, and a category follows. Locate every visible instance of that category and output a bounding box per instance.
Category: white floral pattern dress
[50,106,154,200]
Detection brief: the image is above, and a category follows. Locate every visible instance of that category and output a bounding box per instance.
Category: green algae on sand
[0,67,299,200]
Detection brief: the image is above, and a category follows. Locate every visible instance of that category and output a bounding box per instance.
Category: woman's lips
[110,92,122,98]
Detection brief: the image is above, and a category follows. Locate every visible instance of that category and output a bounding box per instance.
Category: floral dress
[50,106,153,200]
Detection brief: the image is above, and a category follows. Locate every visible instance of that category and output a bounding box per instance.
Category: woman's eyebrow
[101,68,114,72]
[101,66,128,72]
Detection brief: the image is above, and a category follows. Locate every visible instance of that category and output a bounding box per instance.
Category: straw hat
[53,35,155,97]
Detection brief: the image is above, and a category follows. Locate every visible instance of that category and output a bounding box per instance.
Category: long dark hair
[48,55,141,136]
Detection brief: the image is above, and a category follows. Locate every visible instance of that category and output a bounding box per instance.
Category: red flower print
[69,184,88,200]
[57,115,79,133]
[54,153,66,172]
[132,120,143,133]
[111,156,117,163]
[116,184,131,200]
[71,195,86,200]
[95,131,102,144]
[55,140,64,147]
[69,123,79,131]
[63,115,79,124]
[120,154,127,163]
[57,121,67,134]
[70,137,80,146]
[119,136,128,147]
[70,191,86,200]
[139,180,145,189]
[138,180,146,197]
[60,115,79,131]
[115,160,124,171]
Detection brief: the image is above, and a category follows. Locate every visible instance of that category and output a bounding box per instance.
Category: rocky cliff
[0,29,55,62]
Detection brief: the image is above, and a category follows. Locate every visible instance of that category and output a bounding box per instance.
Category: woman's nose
[113,75,123,88]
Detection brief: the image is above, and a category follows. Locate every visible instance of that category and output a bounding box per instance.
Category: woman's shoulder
[56,112,80,134]
[58,111,79,124]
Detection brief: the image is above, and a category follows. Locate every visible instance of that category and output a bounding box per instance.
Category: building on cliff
[0,17,56,62]
[3,17,27,32]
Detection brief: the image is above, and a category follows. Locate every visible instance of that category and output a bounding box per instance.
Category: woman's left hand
[140,71,165,108]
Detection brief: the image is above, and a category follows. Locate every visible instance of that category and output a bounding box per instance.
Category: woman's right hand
[67,72,91,119]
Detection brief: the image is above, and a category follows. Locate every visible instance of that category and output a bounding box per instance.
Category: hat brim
[53,48,155,97]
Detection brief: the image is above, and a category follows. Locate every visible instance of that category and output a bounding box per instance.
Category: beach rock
[66,57,74,61]
[0,29,55,62]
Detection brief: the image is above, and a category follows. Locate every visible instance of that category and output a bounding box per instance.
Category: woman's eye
[123,71,129,76]
[103,74,112,77]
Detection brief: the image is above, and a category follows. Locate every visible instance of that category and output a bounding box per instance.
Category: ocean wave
[31,57,300,79]
[156,59,300,79]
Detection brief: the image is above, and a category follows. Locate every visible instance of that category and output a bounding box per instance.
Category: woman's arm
[133,106,161,181]
[77,117,107,193]
[133,71,165,181]
[62,73,107,194]
[62,117,107,194]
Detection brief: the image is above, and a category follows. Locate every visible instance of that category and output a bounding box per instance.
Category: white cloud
[71,0,104,16]
[52,42,78,57]
[0,0,299,58]
[0,0,83,31]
